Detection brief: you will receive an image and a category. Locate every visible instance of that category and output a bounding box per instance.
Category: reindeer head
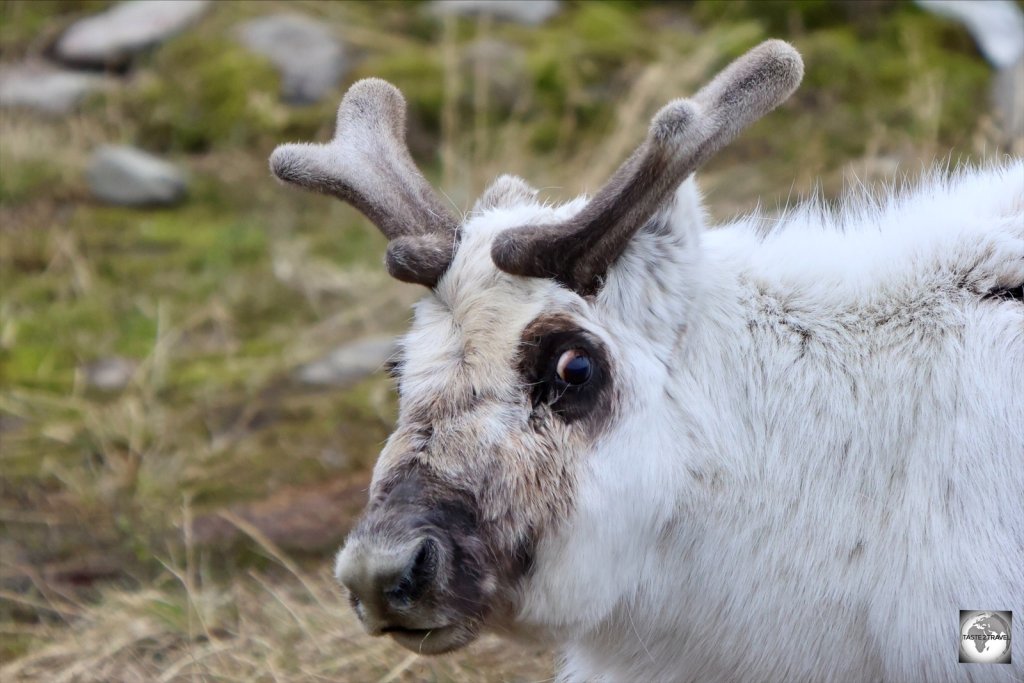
[270,41,802,654]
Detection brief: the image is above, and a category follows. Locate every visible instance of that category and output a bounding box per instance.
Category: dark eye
[556,349,592,385]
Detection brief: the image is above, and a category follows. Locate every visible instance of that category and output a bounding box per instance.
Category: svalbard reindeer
[270,40,1024,683]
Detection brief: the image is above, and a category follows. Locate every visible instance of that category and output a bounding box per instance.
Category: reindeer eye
[556,349,592,385]
[518,327,608,419]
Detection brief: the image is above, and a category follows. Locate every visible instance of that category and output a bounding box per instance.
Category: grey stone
[916,0,1024,69]
[0,62,106,114]
[55,0,210,68]
[993,55,1024,143]
[236,13,346,104]
[87,145,188,207]
[293,336,397,387]
[429,0,561,25]
[80,357,137,392]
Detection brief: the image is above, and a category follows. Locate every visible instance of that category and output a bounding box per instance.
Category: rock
[54,0,210,68]
[236,13,346,104]
[429,0,561,25]
[86,146,188,207]
[79,357,137,392]
[993,55,1024,144]
[293,336,397,387]
[0,62,105,114]
[916,0,1024,69]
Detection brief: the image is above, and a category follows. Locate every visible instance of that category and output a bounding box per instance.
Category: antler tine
[491,40,804,295]
[270,78,459,287]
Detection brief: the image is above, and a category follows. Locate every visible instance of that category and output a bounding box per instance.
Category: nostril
[386,580,413,606]
[386,538,437,607]
[411,538,436,576]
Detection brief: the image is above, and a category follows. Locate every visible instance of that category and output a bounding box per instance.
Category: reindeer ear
[491,40,803,295]
[472,175,539,214]
[270,79,459,287]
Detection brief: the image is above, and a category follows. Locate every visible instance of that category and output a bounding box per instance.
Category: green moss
[702,3,989,185]
[0,196,282,394]
[527,117,561,154]
[691,0,901,34]
[72,202,269,292]
[572,1,650,65]
[0,0,110,58]
[342,0,439,43]
[879,10,989,142]
[137,211,266,269]
[513,2,663,153]
[357,1,655,157]
[0,157,68,204]
[117,34,284,153]
[1,291,157,390]
[302,209,387,267]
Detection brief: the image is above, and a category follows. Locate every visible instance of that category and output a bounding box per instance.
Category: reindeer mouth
[383,623,477,655]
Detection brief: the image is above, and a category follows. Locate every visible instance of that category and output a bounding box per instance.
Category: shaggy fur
[514,165,1024,682]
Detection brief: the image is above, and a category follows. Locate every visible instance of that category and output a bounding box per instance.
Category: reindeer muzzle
[334,466,488,654]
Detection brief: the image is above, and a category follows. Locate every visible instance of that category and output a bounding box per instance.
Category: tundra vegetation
[0,1,1016,681]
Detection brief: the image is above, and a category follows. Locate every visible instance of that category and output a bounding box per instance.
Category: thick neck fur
[519,163,1024,682]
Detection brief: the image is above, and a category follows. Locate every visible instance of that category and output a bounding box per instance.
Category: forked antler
[491,40,804,295]
[270,42,801,292]
[270,79,458,287]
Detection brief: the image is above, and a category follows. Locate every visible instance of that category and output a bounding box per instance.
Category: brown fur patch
[516,314,617,436]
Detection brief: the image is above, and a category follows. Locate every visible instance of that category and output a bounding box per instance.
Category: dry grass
[1,1,1017,680]
[2,547,553,683]
[2,498,554,683]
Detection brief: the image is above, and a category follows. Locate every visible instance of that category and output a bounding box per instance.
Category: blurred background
[1,1,1021,680]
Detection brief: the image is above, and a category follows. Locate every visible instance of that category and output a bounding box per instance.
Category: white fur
[421,162,1024,682]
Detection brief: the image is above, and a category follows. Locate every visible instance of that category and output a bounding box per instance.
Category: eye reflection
[556,349,592,385]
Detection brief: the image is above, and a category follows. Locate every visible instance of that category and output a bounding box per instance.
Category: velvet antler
[270,79,458,287]
[491,40,804,295]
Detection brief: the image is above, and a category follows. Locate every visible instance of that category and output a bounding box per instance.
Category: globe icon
[960,612,1011,663]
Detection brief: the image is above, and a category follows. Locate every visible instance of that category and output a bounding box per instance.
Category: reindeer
[270,41,1024,682]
